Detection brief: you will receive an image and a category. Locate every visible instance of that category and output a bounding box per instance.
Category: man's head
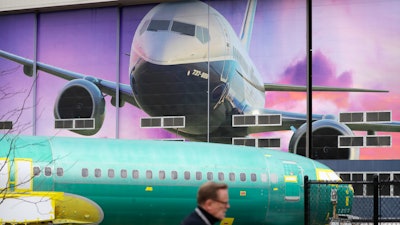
[197,181,230,220]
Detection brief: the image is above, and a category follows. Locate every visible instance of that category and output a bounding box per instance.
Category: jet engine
[288,119,359,159]
[54,79,105,135]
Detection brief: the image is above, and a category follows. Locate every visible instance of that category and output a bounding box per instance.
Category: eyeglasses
[213,199,229,206]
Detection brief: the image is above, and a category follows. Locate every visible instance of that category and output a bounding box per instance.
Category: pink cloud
[268,50,353,112]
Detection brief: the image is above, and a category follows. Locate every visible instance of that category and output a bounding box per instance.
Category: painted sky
[0,0,399,159]
[248,0,400,159]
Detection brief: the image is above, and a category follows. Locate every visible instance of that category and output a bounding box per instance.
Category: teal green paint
[0,135,353,225]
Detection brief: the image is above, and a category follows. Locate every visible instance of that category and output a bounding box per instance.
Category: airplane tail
[239,0,257,51]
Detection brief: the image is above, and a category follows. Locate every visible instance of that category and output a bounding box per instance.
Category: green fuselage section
[0,135,353,225]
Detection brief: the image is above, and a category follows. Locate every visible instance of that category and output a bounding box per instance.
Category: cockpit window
[144,19,209,43]
[171,21,195,36]
[196,26,210,44]
[140,20,150,35]
[147,20,170,31]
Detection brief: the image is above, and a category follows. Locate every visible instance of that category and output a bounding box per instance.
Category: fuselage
[0,135,353,225]
[129,1,265,142]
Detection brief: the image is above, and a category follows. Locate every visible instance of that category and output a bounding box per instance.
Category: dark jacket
[180,206,220,225]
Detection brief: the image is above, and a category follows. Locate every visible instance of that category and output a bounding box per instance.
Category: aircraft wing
[0,49,137,107]
[246,108,324,133]
[255,84,400,132]
[246,107,400,134]
[346,122,400,132]
[264,83,388,93]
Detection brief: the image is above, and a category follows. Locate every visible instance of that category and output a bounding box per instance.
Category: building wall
[0,0,175,13]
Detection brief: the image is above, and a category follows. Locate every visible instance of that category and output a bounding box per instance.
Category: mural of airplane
[0,135,353,225]
[1,0,400,160]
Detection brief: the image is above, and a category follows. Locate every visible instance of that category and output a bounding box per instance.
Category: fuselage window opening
[146,170,153,179]
[121,169,127,178]
[184,171,190,180]
[33,166,40,176]
[270,173,278,184]
[229,172,235,182]
[251,173,257,182]
[218,172,224,181]
[240,173,246,182]
[95,168,101,178]
[108,169,115,178]
[44,167,52,177]
[196,171,202,180]
[159,170,166,180]
[82,168,88,178]
[132,170,139,179]
[171,170,178,180]
[207,172,213,181]
[261,173,268,183]
[56,168,63,177]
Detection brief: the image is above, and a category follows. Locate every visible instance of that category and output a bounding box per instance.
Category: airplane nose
[307,182,353,224]
[336,184,354,215]
[129,30,229,136]
[137,34,168,63]
[130,58,210,134]
[129,49,231,137]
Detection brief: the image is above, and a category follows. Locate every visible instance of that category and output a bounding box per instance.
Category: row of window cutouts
[34,166,262,182]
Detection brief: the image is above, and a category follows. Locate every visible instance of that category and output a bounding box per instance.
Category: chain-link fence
[305,175,400,225]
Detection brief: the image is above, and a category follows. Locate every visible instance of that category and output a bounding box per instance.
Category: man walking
[180,181,230,225]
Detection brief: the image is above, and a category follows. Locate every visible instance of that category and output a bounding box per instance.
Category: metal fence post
[304,175,309,225]
[373,174,379,225]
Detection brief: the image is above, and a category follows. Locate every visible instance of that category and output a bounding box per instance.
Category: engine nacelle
[288,119,359,159]
[54,79,105,135]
